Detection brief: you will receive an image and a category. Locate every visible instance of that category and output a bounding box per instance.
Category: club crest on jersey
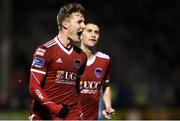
[95,68,102,78]
[32,57,45,68]
[74,59,81,69]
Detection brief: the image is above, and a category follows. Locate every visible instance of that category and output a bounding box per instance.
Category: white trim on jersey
[31,72,41,85]
[87,51,110,66]
[96,51,110,59]
[55,36,73,55]
[43,39,56,47]
[47,42,57,48]
[37,48,46,53]
[87,54,96,66]
[42,101,53,105]
[31,69,46,75]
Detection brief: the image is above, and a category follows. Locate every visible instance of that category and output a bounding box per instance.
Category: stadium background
[0,0,180,119]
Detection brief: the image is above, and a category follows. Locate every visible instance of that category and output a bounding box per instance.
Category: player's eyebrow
[86,29,92,32]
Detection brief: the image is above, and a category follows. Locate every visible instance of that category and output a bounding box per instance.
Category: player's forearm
[29,72,62,115]
[103,86,112,108]
[29,72,50,103]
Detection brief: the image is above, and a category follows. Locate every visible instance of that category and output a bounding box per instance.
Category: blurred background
[0,0,180,119]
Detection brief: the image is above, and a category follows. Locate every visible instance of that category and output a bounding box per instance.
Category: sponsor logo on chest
[80,81,101,94]
[55,70,77,84]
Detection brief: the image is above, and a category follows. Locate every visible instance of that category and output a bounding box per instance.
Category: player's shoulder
[34,38,57,56]
[95,51,110,60]
[41,38,57,49]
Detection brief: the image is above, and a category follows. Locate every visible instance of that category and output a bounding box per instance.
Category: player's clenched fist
[102,107,115,119]
[59,105,70,118]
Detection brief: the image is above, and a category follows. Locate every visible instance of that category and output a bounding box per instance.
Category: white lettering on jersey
[35,89,45,100]
[81,89,98,94]
[83,81,101,89]
[80,81,101,94]
[65,71,76,80]
[55,70,77,84]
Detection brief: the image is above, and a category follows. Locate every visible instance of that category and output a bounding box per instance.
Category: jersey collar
[86,52,97,66]
[55,36,73,55]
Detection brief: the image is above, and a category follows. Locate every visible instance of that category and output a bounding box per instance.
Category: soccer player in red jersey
[80,22,115,120]
[28,3,87,120]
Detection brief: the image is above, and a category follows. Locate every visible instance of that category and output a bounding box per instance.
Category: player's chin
[73,37,81,43]
[87,42,96,47]
[71,34,80,42]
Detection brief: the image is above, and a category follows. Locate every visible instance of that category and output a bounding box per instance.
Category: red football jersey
[29,36,87,120]
[80,51,111,120]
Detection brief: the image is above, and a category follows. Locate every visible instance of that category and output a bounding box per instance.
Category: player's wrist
[46,103,63,116]
[105,105,112,110]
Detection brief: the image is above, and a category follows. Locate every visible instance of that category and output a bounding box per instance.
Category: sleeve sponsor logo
[32,57,45,68]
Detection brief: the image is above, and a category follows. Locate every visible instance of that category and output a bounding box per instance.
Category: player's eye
[87,29,92,32]
[95,31,99,34]
[78,20,84,24]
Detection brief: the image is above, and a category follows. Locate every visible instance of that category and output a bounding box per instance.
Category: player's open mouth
[77,31,83,37]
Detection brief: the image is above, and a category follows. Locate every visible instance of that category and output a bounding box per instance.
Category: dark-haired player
[80,23,115,120]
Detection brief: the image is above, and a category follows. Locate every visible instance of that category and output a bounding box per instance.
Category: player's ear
[62,21,68,30]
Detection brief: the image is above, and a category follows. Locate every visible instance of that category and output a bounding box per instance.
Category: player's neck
[81,44,96,59]
[57,32,72,48]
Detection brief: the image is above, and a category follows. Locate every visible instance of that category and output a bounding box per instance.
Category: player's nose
[81,22,86,29]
